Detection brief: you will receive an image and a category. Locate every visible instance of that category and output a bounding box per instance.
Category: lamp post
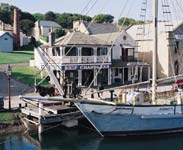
[7,65,12,110]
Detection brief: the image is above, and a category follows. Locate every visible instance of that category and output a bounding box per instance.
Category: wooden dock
[21,102,83,129]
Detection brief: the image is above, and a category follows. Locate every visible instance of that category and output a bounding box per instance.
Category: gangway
[35,47,64,95]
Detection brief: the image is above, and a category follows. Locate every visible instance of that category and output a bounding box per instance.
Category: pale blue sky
[1,0,182,21]
[0,0,144,20]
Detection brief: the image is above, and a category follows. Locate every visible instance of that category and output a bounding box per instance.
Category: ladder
[36,47,64,95]
[161,0,174,33]
[136,0,148,41]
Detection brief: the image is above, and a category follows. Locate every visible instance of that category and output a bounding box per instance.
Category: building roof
[55,31,111,46]
[92,32,121,44]
[83,21,120,35]
[37,20,61,28]
[92,31,136,47]
[127,21,183,40]
[0,31,13,38]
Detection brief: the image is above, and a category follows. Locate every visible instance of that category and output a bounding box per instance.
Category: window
[56,47,60,56]
[82,47,93,56]
[65,47,78,56]
[4,38,8,40]
[115,68,119,76]
[174,41,179,53]
[123,36,127,40]
[175,61,179,75]
[128,49,134,56]
[97,47,108,56]
[52,48,56,56]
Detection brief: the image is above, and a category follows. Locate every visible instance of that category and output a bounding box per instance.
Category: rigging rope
[34,0,113,89]
[83,0,136,96]
[161,0,182,84]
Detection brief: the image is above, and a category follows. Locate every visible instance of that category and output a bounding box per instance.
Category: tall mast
[152,0,158,104]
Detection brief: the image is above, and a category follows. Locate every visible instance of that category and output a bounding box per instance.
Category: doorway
[82,70,94,86]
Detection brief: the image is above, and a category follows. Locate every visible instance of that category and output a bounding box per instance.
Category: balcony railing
[46,56,111,64]
[121,56,136,62]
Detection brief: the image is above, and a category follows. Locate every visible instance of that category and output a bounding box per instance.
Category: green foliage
[0,3,36,24]
[0,3,36,35]
[33,13,44,20]
[0,112,15,122]
[40,35,48,42]
[0,51,34,64]
[20,11,36,22]
[12,67,49,86]
[45,11,56,21]
[0,4,14,24]
[56,13,73,28]
[93,14,114,23]
[20,19,34,35]
[118,17,143,26]
[55,28,66,38]
[56,13,92,28]
[0,3,92,29]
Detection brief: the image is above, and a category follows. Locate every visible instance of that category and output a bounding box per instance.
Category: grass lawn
[12,66,49,86]
[0,112,15,122]
[0,51,34,64]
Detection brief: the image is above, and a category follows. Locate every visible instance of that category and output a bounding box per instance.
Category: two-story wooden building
[34,30,150,87]
[36,31,112,86]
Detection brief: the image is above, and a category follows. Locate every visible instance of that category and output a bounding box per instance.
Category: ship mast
[152,0,158,104]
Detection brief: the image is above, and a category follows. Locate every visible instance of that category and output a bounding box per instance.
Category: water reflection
[1,128,183,150]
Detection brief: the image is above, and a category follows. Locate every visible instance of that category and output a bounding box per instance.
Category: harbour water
[1,127,183,150]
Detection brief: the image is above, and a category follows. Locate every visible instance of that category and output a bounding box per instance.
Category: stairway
[36,47,64,95]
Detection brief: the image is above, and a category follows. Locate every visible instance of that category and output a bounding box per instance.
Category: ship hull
[75,103,183,136]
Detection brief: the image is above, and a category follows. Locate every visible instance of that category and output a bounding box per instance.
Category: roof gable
[0,31,13,38]
[55,32,111,46]
[37,20,61,28]
[83,22,120,35]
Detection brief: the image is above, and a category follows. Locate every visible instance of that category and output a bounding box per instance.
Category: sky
[0,0,144,20]
[1,0,183,21]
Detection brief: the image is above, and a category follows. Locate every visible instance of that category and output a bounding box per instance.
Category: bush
[55,29,66,38]
[40,35,48,42]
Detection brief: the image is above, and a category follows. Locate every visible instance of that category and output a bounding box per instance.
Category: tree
[0,4,36,25]
[56,13,73,28]
[93,14,114,23]
[56,13,92,29]
[33,13,44,20]
[0,9,12,24]
[55,28,66,38]
[20,11,36,22]
[44,11,56,21]
[20,19,34,35]
[0,3,14,24]
[118,17,143,26]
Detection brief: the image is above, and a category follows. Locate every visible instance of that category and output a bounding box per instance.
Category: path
[0,63,37,109]
[0,63,29,71]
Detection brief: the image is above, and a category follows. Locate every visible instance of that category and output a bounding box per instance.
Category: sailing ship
[73,0,183,136]
[20,0,183,137]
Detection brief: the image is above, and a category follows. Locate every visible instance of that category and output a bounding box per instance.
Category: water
[1,127,183,150]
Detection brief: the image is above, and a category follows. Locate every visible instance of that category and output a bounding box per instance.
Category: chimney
[13,7,20,48]
[48,32,56,46]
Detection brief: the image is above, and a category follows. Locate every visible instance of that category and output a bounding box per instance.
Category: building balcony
[121,56,137,62]
[46,55,111,64]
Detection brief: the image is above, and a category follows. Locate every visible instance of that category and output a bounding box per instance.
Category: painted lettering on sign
[61,64,111,71]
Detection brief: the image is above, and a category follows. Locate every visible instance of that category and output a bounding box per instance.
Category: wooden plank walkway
[21,105,83,125]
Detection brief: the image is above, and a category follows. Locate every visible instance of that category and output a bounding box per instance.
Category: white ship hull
[75,103,183,136]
